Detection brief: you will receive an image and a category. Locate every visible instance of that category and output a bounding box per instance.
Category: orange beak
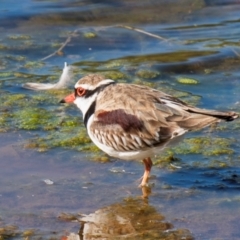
[60,93,75,103]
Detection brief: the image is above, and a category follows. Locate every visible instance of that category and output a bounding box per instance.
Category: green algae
[83,32,97,38]
[217,117,240,132]
[119,50,217,64]
[1,94,27,107]
[24,61,45,69]
[154,150,181,168]
[0,225,55,239]
[0,72,12,78]
[80,144,101,153]
[0,91,66,131]
[0,88,92,153]
[101,59,128,69]
[23,40,34,47]
[51,42,62,48]
[8,34,31,40]
[14,72,32,78]
[58,212,79,222]
[0,111,12,131]
[154,136,235,169]
[93,155,110,163]
[133,78,157,88]
[0,225,19,239]
[59,116,80,128]
[101,70,127,80]
[174,137,234,156]
[136,69,160,79]
[14,108,55,130]
[6,55,26,62]
[22,229,35,237]
[0,44,8,50]
[24,126,92,152]
[176,93,201,106]
[204,68,213,74]
[208,160,228,168]
[177,77,199,85]
[47,89,72,97]
[52,132,91,148]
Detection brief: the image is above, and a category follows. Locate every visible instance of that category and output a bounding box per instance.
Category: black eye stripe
[85,82,116,98]
[81,81,116,127]
[74,88,78,97]
[75,82,116,98]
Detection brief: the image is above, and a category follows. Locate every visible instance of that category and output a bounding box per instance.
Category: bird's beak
[60,93,75,103]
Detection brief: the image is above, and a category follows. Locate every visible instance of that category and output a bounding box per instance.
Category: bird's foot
[138,182,148,188]
[136,175,149,187]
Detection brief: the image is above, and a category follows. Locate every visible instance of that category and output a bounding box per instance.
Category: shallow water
[1,0,240,239]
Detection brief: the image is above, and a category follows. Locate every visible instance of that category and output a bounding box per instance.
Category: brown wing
[90,83,237,152]
[89,84,179,151]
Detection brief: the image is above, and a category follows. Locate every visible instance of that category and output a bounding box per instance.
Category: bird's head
[60,74,115,122]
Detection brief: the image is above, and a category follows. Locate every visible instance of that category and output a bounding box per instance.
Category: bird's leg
[140,157,153,187]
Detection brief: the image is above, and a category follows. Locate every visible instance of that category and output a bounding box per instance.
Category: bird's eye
[76,87,86,97]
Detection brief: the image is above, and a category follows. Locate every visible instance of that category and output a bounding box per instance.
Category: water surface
[0,0,240,239]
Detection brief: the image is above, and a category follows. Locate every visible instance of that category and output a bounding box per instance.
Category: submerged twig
[40,36,72,61]
[117,25,169,43]
[40,25,170,61]
[231,48,240,58]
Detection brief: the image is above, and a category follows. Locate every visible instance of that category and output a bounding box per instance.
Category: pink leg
[140,157,153,187]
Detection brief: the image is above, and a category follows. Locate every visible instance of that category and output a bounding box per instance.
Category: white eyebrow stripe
[75,79,115,90]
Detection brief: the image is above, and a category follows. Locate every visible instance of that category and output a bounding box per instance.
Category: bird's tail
[175,107,239,131]
[187,107,238,122]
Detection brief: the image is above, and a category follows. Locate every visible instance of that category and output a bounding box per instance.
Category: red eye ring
[76,87,86,97]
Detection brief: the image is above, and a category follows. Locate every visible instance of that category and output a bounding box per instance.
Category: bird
[60,74,239,187]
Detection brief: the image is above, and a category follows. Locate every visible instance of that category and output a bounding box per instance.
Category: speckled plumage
[61,74,238,186]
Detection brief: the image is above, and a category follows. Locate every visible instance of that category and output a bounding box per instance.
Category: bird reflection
[141,186,152,199]
[61,197,193,240]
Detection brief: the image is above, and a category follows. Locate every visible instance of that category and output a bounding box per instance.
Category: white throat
[73,93,97,119]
